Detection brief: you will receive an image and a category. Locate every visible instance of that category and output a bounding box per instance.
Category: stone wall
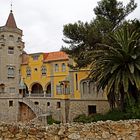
[0,120,140,140]
[0,98,19,122]
[0,98,110,123]
[68,100,109,122]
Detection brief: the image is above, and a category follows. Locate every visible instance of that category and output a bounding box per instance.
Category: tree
[90,26,140,110]
[94,0,137,31]
[62,0,137,69]
[62,0,140,111]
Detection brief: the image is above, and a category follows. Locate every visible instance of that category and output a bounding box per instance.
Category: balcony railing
[25,93,51,97]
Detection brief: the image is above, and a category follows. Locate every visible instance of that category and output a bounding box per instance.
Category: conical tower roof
[5,10,17,28]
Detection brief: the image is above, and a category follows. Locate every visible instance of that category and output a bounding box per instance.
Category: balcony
[24,93,51,98]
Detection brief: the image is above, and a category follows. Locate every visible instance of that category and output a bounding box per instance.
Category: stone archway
[0,83,5,93]
[18,102,36,122]
[31,83,43,95]
[46,83,51,97]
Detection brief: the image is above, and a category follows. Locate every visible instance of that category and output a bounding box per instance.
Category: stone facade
[68,99,109,122]
[0,10,110,124]
[0,120,140,140]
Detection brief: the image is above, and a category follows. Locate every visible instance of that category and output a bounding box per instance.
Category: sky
[0,0,140,54]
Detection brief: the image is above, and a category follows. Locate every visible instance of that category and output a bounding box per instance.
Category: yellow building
[20,50,109,122]
[21,51,71,99]
[0,9,109,123]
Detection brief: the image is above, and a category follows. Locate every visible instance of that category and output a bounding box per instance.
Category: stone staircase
[21,97,50,118]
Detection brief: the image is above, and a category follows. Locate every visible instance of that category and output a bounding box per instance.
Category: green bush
[47,115,61,125]
[73,108,140,123]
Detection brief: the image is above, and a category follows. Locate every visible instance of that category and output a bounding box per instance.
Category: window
[47,102,50,107]
[88,105,96,115]
[83,82,87,94]
[9,101,13,107]
[65,85,70,94]
[0,84,5,93]
[57,102,61,108]
[34,101,39,105]
[32,55,39,61]
[17,37,21,41]
[9,35,14,41]
[41,66,46,75]
[8,47,14,54]
[9,87,15,93]
[89,81,94,94]
[34,68,38,71]
[26,67,31,77]
[1,35,4,39]
[8,66,15,78]
[54,64,59,72]
[62,63,66,72]
[81,79,96,95]
[56,85,62,94]
[75,73,78,90]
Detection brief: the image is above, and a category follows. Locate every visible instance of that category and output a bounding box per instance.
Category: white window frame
[62,63,66,72]
[41,66,47,75]
[26,67,31,77]
[54,64,59,72]
[7,66,15,78]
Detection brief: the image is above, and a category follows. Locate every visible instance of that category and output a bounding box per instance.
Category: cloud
[0,0,140,53]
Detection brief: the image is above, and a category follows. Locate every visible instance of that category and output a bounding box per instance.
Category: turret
[0,10,24,95]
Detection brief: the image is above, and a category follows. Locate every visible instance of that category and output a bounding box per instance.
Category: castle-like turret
[0,10,24,95]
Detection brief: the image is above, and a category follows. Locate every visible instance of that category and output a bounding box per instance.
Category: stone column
[29,90,31,97]
[44,90,46,97]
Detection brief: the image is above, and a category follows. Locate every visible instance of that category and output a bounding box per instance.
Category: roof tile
[43,51,68,62]
[5,10,17,28]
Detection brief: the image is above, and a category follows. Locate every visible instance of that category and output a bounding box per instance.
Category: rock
[85,132,96,139]
[102,131,110,139]
[36,132,44,139]
[68,133,80,139]
[58,126,65,136]
[8,125,19,135]
[28,127,37,135]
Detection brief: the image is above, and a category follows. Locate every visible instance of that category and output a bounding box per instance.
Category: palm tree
[90,26,140,111]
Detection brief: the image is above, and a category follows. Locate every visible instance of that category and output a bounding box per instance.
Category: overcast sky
[0,0,140,54]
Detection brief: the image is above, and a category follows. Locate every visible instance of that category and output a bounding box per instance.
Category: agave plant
[90,26,140,110]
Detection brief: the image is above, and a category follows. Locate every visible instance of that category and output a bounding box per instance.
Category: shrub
[47,115,61,125]
[73,109,137,123]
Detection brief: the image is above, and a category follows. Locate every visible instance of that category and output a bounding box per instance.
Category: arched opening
[80,79,97,98]
[31,83,43,96]
[46,83,51,97]
[18,102,36,122]
[25,85,29,94]
[0,84,5,93]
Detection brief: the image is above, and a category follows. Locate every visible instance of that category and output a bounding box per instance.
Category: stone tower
[0,10,24,95]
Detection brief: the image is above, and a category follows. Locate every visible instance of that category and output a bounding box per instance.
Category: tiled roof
[5,10,17,28]
[43,51,68,62]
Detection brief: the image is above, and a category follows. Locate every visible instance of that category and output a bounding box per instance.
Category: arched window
[9,35,14,41]
[26,67,31,77]
[1,35,4,39]
[89,81,94,94]
[41,65,47,75]
[62,63,66,72]
[8,66,15,78]
[8,47,14,54]
[56,85,62,94]
[83,82,87,94]
[81,79,96,96]
[31,83,43,94]
[54,64,59,72]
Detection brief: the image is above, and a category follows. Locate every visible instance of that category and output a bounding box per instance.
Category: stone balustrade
[0,120,140,140]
